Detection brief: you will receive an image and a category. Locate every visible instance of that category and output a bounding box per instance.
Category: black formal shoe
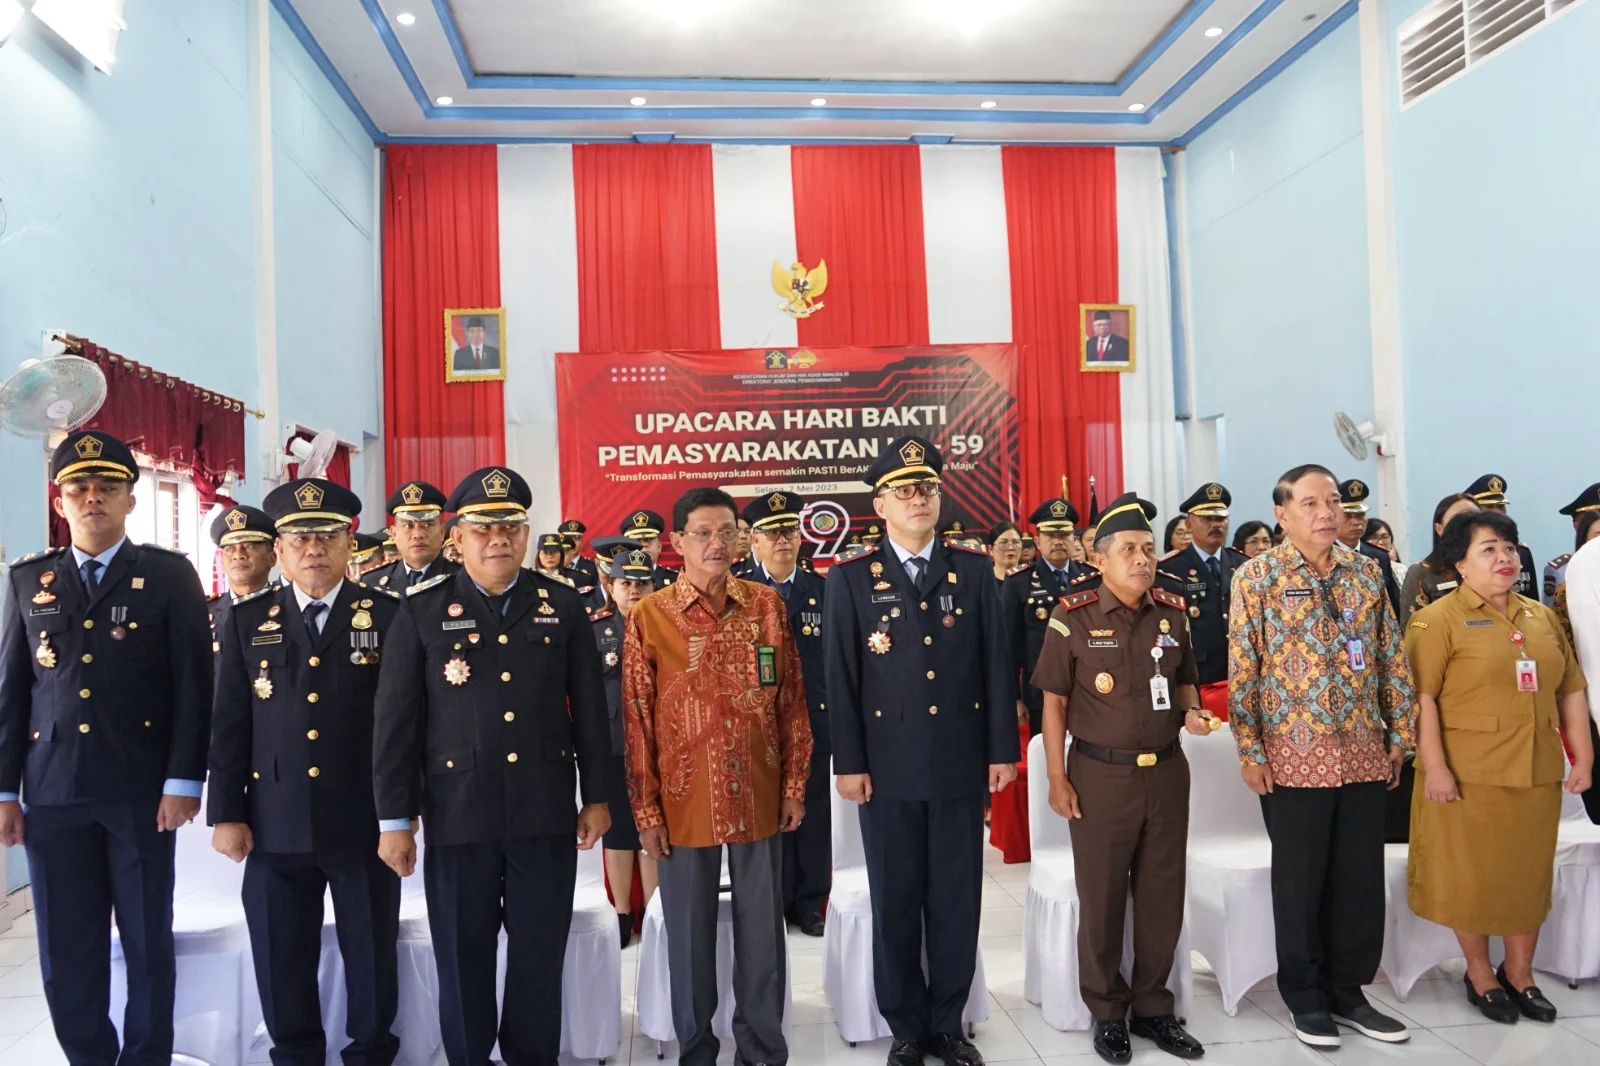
[1129,1014,1204,1059]
[1497,964,1558,1022]
[887,1038,925,1066]
[1289,1012,1340,1048]
[1091,1020,1132,1065]
[618,912,633,949]
[920,1033,984,1066]
[790,909,826,937]
[1330,1003,1409,1043]
[1465,974,1520,1024]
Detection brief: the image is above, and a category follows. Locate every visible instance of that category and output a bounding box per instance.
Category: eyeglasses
[882,484,942,502]
[993,538,1023,549]
[756,528,802,541]
[680,529,741,544]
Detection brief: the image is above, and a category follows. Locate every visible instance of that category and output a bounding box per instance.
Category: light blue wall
[1388,0,1600,565]
[0,0,378,890]
[1182,18,1379,529]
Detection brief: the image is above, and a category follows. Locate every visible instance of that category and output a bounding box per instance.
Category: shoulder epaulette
[371,585,402,600]
[234,585,276,606]
[590,607,614,621]
[835,543,879,564]
[946,542,987,557]
[1069,568,1099,586]
[530,569,576,590]
[9,546,68,568]
[1156,569,1184,584]
[140,543,188,557]
[1006,563,1029,577]
[1548,553,1573,569]
[205,592,224,604]
[407,573,451,596]
[1151,587,1186,611]
[1225,545,1248,558]
[1059,589,1099,611]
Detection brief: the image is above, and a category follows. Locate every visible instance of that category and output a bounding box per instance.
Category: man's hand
[212,822,253,863]
[1047,773,1081,819]
[780,798,805,832]
[1183,710,1214,737]
[639,825,671,861]
[0,801,24,848]
[836,773,873,805]
[576,802,611,850]
[1387,747,1407,791]
[1241,762,1274,796]
[1016,700,1029,724]
[988,763,1018,793]
[157,794,202,833]
[378,828,417,878]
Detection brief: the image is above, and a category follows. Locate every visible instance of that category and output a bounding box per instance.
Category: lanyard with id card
[1319,580,1366,672]
[1511,629,1538,692]
[1150,645,1171,710]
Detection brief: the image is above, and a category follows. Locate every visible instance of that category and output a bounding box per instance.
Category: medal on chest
[866,624,892,655]
[109,606,129,641]
[940,593,956,628]
[444,656,471,686]
[253,666,274,699]
[35,631,56,669]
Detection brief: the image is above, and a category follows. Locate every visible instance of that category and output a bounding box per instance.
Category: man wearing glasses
[620,508,678,589]
[1003,496,1095,736]
[744,489,831,937]
[624,487,813,1066]
[826,436,1018,1066]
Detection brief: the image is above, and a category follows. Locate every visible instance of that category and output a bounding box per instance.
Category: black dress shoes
[1465,974,1520,1024]
[887,1038,925,1066]
[617,912,633,949]
[790,909,826,937]
[1497,964,1558,1022]
[1092,1020,1132,1064]
[920,1033,984,1066]
[1129,1014,1205,1058]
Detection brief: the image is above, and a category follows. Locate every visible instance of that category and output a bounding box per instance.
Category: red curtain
[383,145,505,487]
[790,146,930,348]
[573,144,721,352]
[1002,147,1123,515]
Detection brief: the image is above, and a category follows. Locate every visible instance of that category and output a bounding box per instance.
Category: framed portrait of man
[1079,303,1135,373]
[444,307,506,383]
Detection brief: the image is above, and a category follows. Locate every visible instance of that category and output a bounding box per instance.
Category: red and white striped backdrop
[382,144,1180,530]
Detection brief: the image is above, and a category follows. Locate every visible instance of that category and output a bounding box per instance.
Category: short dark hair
[1272,464,1337,507]
[1438,510,1519,575]
[673,487,737,532]
[1423,492,1479,570]
[465,317,485,329]
[988,520,1021,544]
[1578,511,1600,552]
[1232,519,1270,550]
[1091,310,1112,322]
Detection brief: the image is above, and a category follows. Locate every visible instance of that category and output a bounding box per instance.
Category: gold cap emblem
[1049,500,1068,518]
[899,439,926,466]
[401,483,424,505]
[631,511,649,528]
[294,482,325,510]
[1488,476,1504,494]
[481,469,511,498]
[1349,480,1366,498]
[225,509,248,531]
[1206,483,1224,501]
[75,434,104,459]
[768,491,788,511]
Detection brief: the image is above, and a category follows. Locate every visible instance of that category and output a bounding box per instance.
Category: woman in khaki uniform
[1405,510,1593,1025]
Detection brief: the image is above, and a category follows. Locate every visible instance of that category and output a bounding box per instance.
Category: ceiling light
[31,0,126,73]
[396,12,416,26]
[630,96,647,106]
[1204,26,1223,38]
[980,100,997,109]
[811,98,826,106]
[0,0,24,45]
[435,95,453,106]
[1128,103,1145,112]
[927,0,1020,37]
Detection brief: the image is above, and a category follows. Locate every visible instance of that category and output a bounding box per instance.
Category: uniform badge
[39,571,55,587]
[604,650,619,667]
[258,620,282,632]
[867,630,893,655]
[604,627,614,636]
[1189,606,1200,618]
[873,581,892,591]
[1035,607,1048,620]
[1094,672,1115,694]
[448,603,465,618]
[268,604,281,618]
[360,599,374,609]
[131,578,145,590]
[946,571,957,584]
[539,603,556,616]
[379,576,390,586]
[801,624,813,636]
[870,561,884,578]
[32,590,55,605]
[468,632,481,644]
[253,676,274,700]
[352,610,373,631]
[1159,618,1171,634]
[889,607,901,619]
[444,657,471,685]
[35,632,56,669]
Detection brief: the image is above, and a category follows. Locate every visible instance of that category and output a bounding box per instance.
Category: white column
[248,0,279,496]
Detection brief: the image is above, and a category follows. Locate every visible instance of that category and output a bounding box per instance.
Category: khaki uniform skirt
[1408,765,1563,935]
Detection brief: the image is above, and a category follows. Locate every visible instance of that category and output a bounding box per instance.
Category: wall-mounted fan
[1332,411,1393,461]
[283,428,338,480]
[0,354,108,443]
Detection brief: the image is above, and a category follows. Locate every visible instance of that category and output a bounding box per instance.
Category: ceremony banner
[556,345,1019,563]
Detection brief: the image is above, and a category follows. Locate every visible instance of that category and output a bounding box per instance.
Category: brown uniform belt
[1072,738,1181,768]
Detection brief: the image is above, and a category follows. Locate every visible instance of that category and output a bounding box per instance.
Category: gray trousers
[656,833,787,1066]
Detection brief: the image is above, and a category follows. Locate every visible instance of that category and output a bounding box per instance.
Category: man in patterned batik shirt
[1229,463,1418,1052]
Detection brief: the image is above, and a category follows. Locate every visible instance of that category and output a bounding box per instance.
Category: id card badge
[1346,638,1367,672]
[1516,658,1539,692]
[1150,674,1171,711]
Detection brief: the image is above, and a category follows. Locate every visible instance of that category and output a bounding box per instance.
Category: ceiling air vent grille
[1398,0,1589,107]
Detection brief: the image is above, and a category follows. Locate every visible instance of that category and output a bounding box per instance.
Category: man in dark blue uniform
[1337,479,1401,617]
[620,508,678,589]
[0,430,212,1066]
[207,504,278,670]
[1548,483,1600,604]
[559,518,601,590]
[367,481,458,592]
[1155,482,1244,716]
[350,533,387,578]
[374,466,612,1066]
[1002,497,1095,737]
[744,489,831,936]
[825,436,1019,1066]
[208,478,403,1066]
[1463,474,1540,601]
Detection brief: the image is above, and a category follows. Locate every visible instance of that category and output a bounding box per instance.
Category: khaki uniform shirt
[1405,586,1585,789]
[1031,587,1198,752]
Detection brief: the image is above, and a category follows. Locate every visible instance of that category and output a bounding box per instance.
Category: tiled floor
[1,842,1598,1065]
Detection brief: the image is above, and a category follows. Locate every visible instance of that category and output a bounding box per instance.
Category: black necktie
[906,558,924,586]
[408,568,425,587]
[304,602,327,637]
[775,580,791,602]
[81,559,102,592]
[488,590,511,618]
[1207,557,1222,586]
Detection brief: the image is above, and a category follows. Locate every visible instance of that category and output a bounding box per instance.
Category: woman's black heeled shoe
[1496,965,1557,1022]
[1464,974,1520,1024]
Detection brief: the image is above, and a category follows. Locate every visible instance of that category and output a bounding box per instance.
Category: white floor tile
[1308,1028,1478,1065]
[0,942,36,970]
[1432,1018,1600,1064]
[1180,993,1291,1044]
[1556,1013,1600,1047]
[1007,1005,1093,1058]
[980,908,1024,938]
[1367,977,1497,1031]
[0,997,49,1037]
[0,1028,67,1066]
[0,968,39,999]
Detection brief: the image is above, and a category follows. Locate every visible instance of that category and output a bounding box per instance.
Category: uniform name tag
[870,593,900,604]
[1087,638,1118,648]
[757,645,776,686]
[29,606,59,616]
[442,619,476,631]
[529,617,561,625]
[1437,580,1459,591]
[1186,582,1205,592]
[1465,619,1494,628]
[1284,588,1314,601]
[251,634,283,645]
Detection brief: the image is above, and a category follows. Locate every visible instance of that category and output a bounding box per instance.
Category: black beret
[1093,492,1157,541]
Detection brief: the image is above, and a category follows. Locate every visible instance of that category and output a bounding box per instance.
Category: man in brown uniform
[1031,493,1213,1065]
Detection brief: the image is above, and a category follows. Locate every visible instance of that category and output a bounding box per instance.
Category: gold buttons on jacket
[31,732,39,740]
[308,656,321,667]
[83,620,93,629]
[144,720,152,727]
[79,689,91,699]
[507,752,519,763]
[252,771,260,780]
[926,671,936,680]
[81,654,93,664]
[921,602,928,611]
[501,672,512,682]
[929,706,938,715]
[504,712,515,722]
[445,759,455,769]
[260,660,269,669]
[923,636,933,646]
[78,723,90,733]
[543,636,551,645]
[874,710,882,717]
[308,767,320,778]
[498,634,509,644]
[307,729,319,740]
[307,693,319,704]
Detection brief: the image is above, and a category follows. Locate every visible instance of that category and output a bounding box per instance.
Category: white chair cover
[822,771,990,1044]
[1378,841,1459,1001]
[1534,788,1600,982]
[1182,729,1276,1016]
[1021,734,1193,1031]
[636,849,793,1044]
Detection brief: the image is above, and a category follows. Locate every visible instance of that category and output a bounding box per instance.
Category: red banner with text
[557,345,1019,564]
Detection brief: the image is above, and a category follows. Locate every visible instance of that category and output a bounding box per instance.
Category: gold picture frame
[444,307,507,383]
[1079,303,1135,373]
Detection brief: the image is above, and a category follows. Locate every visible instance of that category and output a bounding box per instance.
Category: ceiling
[277,0,1357,145]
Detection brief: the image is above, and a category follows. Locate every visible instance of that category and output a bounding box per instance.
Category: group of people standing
[1,427,1595,1066]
